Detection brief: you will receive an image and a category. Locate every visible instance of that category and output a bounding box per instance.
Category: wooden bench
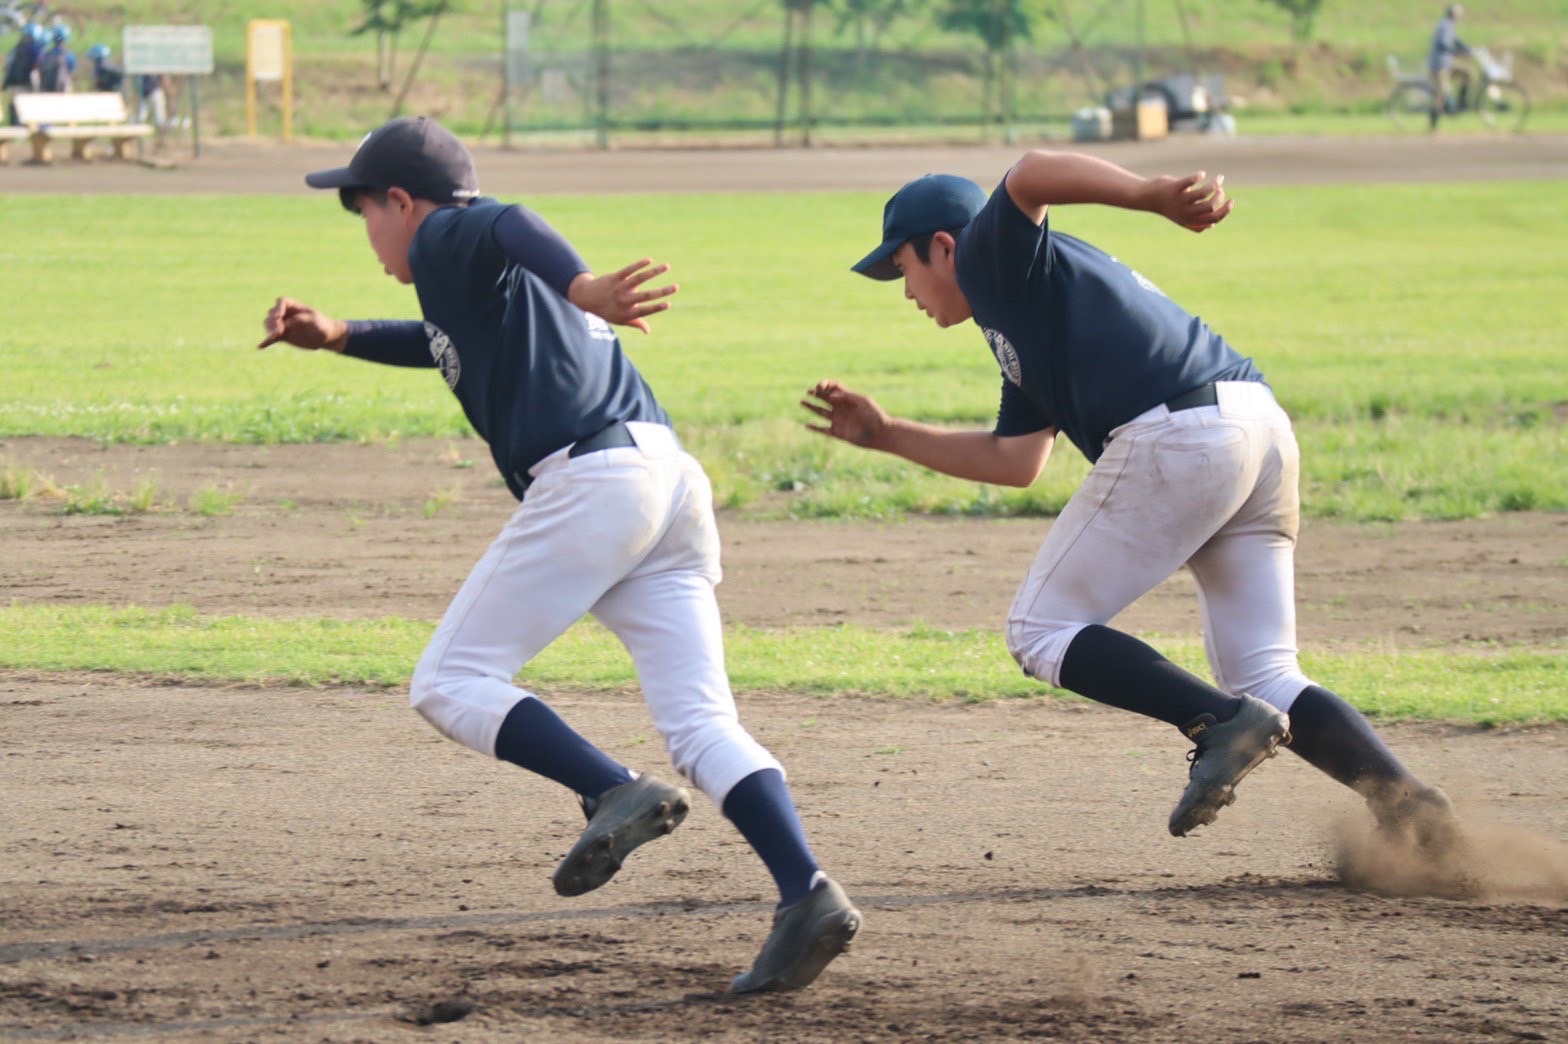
[11,92,154,164]
[0,124,28,164]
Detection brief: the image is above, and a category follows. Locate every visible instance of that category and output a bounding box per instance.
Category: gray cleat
[552,774,690,897]
[1169,694,1290,837]
[730,877,861,994]
[1373,781,1459,851]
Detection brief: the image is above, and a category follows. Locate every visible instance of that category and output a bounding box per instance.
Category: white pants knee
[409,423,782,805]
[1006,383,1315,712]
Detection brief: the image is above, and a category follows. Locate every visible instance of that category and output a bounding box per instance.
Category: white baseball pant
[1006,381,1314,712]
[410,422,783,804]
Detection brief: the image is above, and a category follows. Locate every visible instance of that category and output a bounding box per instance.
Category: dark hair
[908,228,965,265]
[338,186,388,214]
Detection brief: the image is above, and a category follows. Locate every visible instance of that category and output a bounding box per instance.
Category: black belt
[515,421,638,494]
[568,420,637,458]
[1165,383,1219,412]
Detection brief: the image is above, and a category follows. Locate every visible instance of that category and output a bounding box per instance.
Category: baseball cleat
[730,876,861,994]
[1168,694,1290,837]
[1372,781,1459,851]
[552,774,690,897]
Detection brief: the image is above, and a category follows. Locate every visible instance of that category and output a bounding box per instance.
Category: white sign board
[249,22,287,82]
[123,25,214,76]
[505,11,530,84]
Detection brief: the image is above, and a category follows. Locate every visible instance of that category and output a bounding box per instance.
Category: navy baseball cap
[305,116,480,205]
[851,174,988,281]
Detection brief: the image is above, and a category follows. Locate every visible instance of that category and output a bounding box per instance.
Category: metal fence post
[593,0,610,148]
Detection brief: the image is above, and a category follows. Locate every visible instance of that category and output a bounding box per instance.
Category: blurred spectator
[3,20,43,92]
[34,22,73,92]
[86,43,122,92]
[137,72,172,128]
[1427,3,1471,130]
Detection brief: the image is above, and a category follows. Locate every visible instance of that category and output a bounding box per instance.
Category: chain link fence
[489,1,1234,146]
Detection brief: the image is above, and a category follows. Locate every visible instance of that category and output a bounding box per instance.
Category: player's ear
[386,186,416,216]
[931,231,959,268]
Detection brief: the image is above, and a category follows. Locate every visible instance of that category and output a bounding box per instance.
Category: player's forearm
[1005,149,1154,217]
[879,420,1043,487]
[341,320,436,367]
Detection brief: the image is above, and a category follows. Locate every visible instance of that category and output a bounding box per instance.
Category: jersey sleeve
[958,178,1049,300]
[342,320,436,367]
[490,204,591,300]
[994,378,1052,437]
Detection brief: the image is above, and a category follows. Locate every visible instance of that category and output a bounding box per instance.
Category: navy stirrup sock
[494,696,634,800]
[722,768,821,908]
[1059,624,1241,728]
[1284,685,1410,792]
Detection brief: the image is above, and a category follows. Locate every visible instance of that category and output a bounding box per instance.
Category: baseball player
[802,150,1456,845]
[257,117,860,993]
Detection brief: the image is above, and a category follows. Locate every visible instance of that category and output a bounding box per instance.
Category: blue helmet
[26,22,47,43]
[50,24,71,45]
[88,43,110,61]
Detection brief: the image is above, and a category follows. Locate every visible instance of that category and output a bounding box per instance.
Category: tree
[1258,0,1324,44]
[937,0,1052,134]
[352,0,452,92]
[833,0,923,60]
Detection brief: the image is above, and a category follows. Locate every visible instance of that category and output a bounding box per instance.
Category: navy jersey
[956,180,1264,462]
[389,199,668,498]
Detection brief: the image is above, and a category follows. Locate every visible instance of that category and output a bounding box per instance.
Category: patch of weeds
[129,478,162,513]
[0,460,51,498]
[439,442,477,470]
[188,486,242,517]
[423,487,459,518]
[61,479,124,516]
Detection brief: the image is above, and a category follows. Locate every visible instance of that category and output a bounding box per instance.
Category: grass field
[0,604,1560,724]
[2,181,1563,720]
[3,181,1565,521]
[47,0,1568,66]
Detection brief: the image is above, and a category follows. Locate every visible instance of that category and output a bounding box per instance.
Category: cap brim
[851,240,902,281]
[304,166,362,190]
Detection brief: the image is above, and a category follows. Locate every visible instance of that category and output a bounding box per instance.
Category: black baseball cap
[304,116,480,205]
[852,174,988,281]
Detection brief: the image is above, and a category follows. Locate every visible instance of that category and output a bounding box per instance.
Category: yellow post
[246,20,293,141]
[245,34,257,137]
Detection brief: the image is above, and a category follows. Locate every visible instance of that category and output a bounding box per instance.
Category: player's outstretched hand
[801,380,889,449]
[1146,171,1233,233]
[258,297,349,351]
[569,259,679,335]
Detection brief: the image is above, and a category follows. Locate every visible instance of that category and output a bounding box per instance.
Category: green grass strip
[1,604,1560,726]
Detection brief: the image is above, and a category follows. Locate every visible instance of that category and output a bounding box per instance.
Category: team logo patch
[1129,267,1167,297]
[424,322,461,389]
[1109,252,1169,298]
[585,313,616,342]
[983,327,1022,386]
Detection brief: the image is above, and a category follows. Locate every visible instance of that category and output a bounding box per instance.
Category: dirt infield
[2,437,1566,1042]
[3,137,1567,1041]
[4,131,1567,196]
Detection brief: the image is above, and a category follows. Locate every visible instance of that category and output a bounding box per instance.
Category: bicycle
[1386,47,1530,131]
